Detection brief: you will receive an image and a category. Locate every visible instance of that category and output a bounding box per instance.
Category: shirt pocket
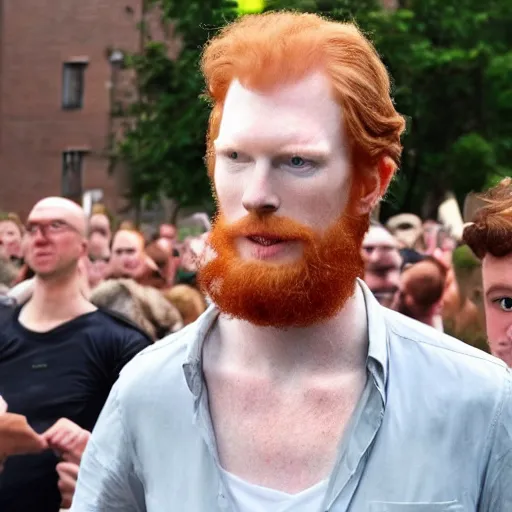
[369,501,463,512]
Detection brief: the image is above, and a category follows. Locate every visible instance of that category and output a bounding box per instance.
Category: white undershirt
[221,469,328,512]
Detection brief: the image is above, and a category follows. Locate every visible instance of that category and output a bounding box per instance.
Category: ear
[356,156,397,215]
[81,239,89,258]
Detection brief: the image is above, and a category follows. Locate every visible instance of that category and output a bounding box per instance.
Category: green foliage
[115,0,512,220]
[113,0,237,217]
[265,0,512,218]
[452,244,480,270]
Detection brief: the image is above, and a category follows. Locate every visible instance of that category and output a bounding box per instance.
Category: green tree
[115,0,512,222]
[266,0,512,219]
[112,0,237,221]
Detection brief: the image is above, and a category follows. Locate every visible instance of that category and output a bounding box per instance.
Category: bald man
[0,198,151,512]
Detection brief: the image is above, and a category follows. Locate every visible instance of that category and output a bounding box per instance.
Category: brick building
[0,0,144,219]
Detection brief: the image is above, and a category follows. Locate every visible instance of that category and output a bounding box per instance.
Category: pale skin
[482,253,512,366]
[19,197,96,332]
[204,73,394,493]
[109,230,145,277]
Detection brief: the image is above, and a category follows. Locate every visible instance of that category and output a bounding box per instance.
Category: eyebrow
[26,218,67,225]
[485,284,512,297]
[214,139,332,159]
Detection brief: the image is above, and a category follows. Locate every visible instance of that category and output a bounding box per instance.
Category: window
[62,62,87,109]
[62,151,85,200]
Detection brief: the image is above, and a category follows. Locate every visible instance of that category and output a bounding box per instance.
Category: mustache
[213,213,316,243]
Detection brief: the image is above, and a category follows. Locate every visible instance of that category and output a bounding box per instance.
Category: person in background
[361,222,402,308]
[159,223,178,244]
[108,229,146,279]
[0,213,24,267]
[144,241,175,289]
[87,230,111,289]
[0,197,150,512]
[464,177,512,366]
[0,257,18,296]
[88,205,112,245]
[392,256,447,329]
[385,213,424,251]
[175,235,207,288]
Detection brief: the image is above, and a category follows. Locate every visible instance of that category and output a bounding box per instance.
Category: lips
[247,236,284,247]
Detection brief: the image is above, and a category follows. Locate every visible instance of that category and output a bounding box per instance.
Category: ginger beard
[199,209,369,328]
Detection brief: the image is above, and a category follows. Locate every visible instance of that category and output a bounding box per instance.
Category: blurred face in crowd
[362,225,402,308]
[88,232,111,287]
[482,253,512,366]
[154,237,177,285]
[159,224,177,243]
[24,198,87,280]
[89,213,111,241]
[387,215,423,249]
[0,220,23,259]
[110,230,145,277]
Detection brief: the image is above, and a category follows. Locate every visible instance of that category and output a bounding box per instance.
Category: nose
[242,165,280,215]
[33,229,48,245]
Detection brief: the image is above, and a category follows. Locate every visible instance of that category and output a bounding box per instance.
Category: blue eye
[498,297,512,312]
[290,156,306,167]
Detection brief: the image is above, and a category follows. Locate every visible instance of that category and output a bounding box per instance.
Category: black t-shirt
[0,306,151,512]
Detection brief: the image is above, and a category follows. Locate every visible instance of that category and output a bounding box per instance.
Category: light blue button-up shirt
[71,280,512,511]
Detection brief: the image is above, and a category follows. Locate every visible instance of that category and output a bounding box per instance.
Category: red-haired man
[72,13,511,511]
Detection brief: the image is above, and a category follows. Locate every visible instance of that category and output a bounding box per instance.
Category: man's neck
[20,273,96,329]
[210,284,369,380]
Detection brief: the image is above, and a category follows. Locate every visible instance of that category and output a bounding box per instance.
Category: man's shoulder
[383,308,508,394]
[94,308,152,343]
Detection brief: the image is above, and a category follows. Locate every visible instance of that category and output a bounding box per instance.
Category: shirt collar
[183,279,390,402]
[357,278,389,402]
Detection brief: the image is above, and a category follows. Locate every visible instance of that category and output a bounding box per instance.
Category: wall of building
[0,0,143,219]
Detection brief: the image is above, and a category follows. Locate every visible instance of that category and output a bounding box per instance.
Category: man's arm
[70,386,145,512]
[114,331,151,377]
[478,371,512,511]
[99,310,152,379]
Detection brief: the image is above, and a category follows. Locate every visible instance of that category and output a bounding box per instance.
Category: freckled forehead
[217,72,344,148]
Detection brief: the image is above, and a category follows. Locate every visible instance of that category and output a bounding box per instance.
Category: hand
[0,412,48,471]
[56,461,80,509]
[42,418,90,463]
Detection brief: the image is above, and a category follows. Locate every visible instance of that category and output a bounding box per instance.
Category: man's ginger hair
[463,178,512,259]
[202,11,405,181]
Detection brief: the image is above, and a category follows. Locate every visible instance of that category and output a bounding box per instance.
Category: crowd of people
[0,198,211,511]
[1,9,512,512]
[0,180,511,509]
[0,204,210,339]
